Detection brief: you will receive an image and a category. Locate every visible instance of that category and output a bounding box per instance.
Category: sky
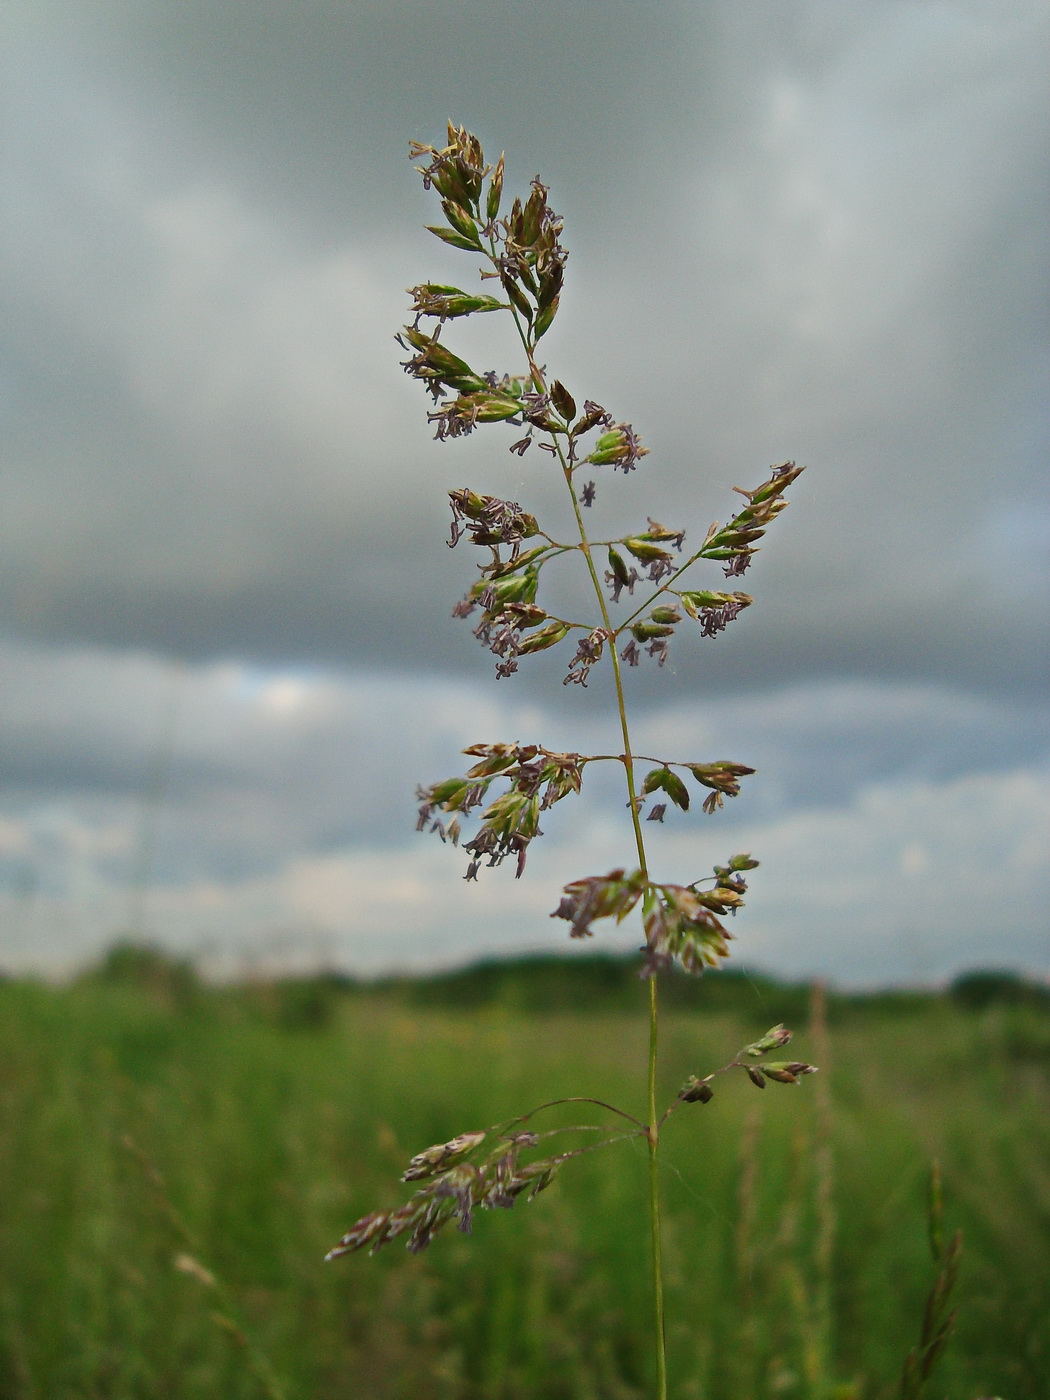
[1,0,1047,984]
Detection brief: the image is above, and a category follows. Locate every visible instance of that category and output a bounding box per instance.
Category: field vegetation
[0,948,1047,1399]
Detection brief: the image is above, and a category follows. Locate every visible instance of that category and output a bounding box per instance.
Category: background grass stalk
[810,980,836,1398]
[647,977,667,1400]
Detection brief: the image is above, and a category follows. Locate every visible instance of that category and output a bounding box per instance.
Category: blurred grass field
[0,951,1047,1399]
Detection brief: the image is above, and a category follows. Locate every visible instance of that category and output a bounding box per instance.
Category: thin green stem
[562,442,667,1400]
[658,1058,750,1128]
[616,553,709,632]
[500,293,648,873]
[584,752,707,769]
[498,260,668,1400]
[648,975,667,1400]
[500,1096,647,1134]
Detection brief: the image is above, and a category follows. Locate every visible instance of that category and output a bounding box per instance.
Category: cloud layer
[1,643,1045,984]
[1,2,1047,980]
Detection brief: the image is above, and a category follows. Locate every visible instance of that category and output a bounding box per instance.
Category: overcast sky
[1,1,1047,984]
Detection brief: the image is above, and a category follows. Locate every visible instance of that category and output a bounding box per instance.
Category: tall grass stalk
[732,1104,761,1398]
[122,1135,289,1400]
[323,122,816,1395]
[810,980,837,1398]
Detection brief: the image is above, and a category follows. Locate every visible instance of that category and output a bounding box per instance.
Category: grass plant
[325,122,815,1398]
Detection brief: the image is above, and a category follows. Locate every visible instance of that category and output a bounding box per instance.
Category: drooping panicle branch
[325,1115,642,1260]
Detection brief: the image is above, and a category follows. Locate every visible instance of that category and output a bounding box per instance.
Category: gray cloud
[3,1,1047,688]
[1,2,1047,977]
[3,641,1045,859]
[0,642,1045,981]
[3,752,1047,986]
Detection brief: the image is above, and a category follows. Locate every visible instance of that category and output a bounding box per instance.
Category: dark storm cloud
[1,3,1048,978]
[79,0,702,235]
[2,0,1047,697]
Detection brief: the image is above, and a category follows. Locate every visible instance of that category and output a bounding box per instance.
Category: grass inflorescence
[355,121,819,1397]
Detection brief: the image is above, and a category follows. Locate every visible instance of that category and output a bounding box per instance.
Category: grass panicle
[332,122,814,1397]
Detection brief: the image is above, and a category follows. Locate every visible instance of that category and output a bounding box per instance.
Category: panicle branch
[548,853,761,978]
[416,742,586,879]
[325,1118,638,1260]
[667,1024,818,1120]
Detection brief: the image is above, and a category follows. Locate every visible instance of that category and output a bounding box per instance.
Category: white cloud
[1,4,1047,985]
[703,766,1050,986]
[6,762,1046,986]
[1,639,1045,984]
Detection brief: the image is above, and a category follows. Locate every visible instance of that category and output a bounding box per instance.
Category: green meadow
[0,952,1047,1399]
